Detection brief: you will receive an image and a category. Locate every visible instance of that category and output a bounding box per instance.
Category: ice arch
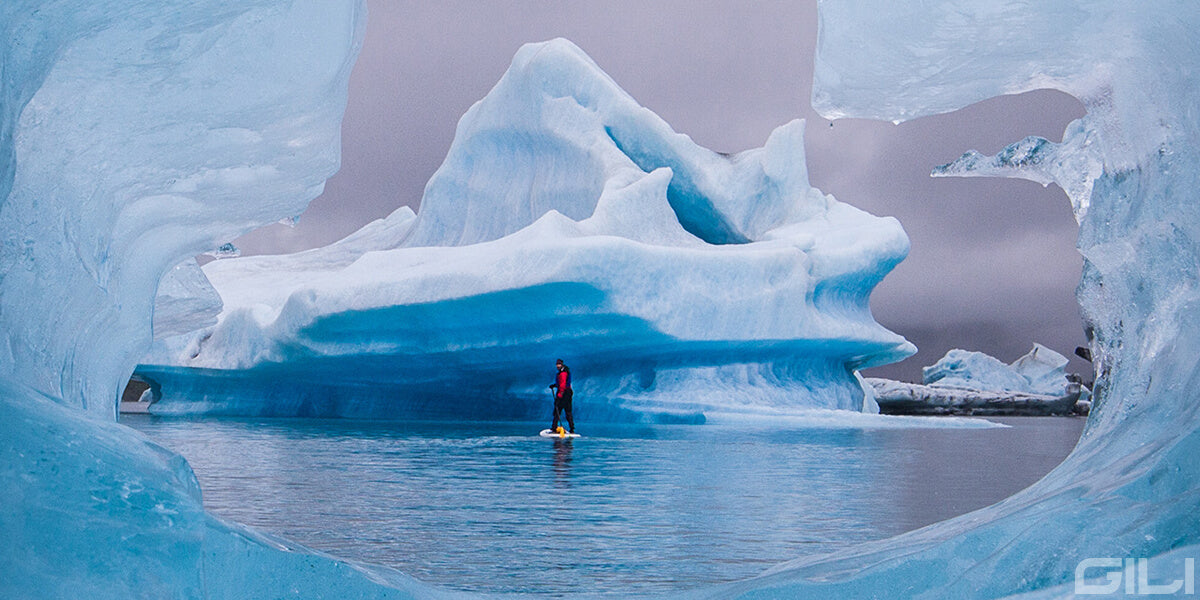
[0,1,366,416]
[678,2,1200,598]
[6,1,1198,599]
[2,1,439,596]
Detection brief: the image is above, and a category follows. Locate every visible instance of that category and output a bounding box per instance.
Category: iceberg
[136,38,915,422]
[868,378,1081,417]
[923,344,1075,397]
[867,345,1084,416]
[0,1,440,596]
[922,349,1039,394]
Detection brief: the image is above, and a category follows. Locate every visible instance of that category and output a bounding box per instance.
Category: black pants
[551,389,574,432]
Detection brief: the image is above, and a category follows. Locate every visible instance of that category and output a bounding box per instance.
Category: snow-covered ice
[138,38,915,422]
[923,344,1076,397]
[867,345,1084,416]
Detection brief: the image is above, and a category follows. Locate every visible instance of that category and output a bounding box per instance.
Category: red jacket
[553,369,572,398]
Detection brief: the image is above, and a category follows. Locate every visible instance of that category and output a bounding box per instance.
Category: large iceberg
[136,38,914,422]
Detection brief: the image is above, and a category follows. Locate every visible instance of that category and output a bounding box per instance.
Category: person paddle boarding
[548,358,575,434]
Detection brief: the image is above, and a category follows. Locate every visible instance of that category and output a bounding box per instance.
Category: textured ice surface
[869,345,1081,416]
[7,0,1199,598]
[1009,344,1074,396]
[138,39,915,421]
[693,1,1200,598]
[0,0,365,416]
[923,344,1074,396]
[867,378,1079,417]
[0,1,456,597]
[152,258,223,339]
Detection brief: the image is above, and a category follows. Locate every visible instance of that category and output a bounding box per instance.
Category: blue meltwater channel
[123,416,1084,596]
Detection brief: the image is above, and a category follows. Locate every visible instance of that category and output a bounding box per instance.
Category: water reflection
[870,416,1086,531]
[551,438,573,488]
[124,416,1084,596]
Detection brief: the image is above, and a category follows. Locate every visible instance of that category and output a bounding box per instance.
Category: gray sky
[235,0,1089,382]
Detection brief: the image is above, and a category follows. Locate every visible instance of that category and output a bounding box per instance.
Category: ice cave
[3,1,1199,598]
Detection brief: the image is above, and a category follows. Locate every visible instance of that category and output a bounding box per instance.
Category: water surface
[124,416,1084,596]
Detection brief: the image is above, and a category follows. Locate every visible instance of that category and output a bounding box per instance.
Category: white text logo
[1076,557,1195,595]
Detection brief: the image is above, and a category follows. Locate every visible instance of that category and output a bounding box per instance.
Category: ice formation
[152,258,224,339]
[686,1,1200,598]
[922,344,1074,396]
[867,377,1080,417]
[867,345,1083,416]
[0,1,439,596]
[137,38,915,422]
[6,0,1200,598]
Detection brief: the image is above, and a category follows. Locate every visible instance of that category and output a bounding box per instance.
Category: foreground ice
[682,1,1200,598]
[0,1,448,596]
[138,38,914,422]
[5,1,1199,599]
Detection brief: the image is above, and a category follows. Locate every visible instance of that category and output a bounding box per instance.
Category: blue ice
[4,0,1199,598]
[138,38,914,422]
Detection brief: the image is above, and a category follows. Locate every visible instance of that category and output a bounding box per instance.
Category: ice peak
[403,38,826,249]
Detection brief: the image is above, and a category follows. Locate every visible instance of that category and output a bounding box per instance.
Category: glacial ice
[922,344,1074,397]
[0,1,445,596]
[152,258,224,339]
[866,345,1083,417]
[5,0,1200,598]
[922,349,1037,394]
[137,38,915,422]
[700,1,1200,598]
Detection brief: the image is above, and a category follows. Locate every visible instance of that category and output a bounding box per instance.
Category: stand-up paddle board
[539,428,581,439]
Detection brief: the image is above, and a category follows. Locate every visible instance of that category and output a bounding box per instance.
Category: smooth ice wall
[0,0,363,417]
[673,2,1200,598]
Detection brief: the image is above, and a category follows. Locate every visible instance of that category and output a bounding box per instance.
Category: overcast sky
[235,0,1089,382]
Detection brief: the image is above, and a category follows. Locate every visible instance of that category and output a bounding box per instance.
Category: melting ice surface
[4,1,1200,599]
[138,38,914,422]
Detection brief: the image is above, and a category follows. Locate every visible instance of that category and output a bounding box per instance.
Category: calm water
[123,416,1084,596]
